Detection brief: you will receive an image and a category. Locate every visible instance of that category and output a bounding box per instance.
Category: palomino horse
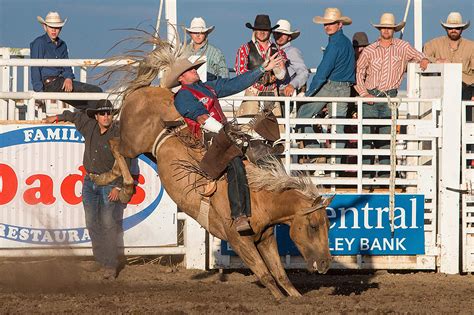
[95,85,332,299]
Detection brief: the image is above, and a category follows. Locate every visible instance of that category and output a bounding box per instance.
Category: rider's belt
[327,80,353,87]
[43,76,61,85]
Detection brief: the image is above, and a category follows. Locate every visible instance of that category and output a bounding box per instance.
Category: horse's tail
[94,25,187,114]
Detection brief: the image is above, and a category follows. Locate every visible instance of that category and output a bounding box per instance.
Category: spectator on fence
[424,12,473,101]
[354,13,429,177]
[234,14,287,117]
[296,8,355,169]
[273,19,309,97]
[30,11,103,110]
[43,100,128,279]
[183,17,229,81]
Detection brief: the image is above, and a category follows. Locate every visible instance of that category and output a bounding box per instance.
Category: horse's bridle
[299,195,334,215]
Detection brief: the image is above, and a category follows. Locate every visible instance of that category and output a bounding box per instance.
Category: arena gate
[0,54,467,274]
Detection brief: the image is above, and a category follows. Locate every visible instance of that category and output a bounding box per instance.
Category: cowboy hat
[37,11,67,28]
[185,17,215,34]
[352,32,370,47]
[86,100,115,118]
[313,8,352,25]
[246,14,279,31]
[441,12,470,30]
[273,19,300,40]
[372,13,406,32]
[160,58,205,89]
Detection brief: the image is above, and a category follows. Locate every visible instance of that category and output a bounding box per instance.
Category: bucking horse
[93,31,332,299]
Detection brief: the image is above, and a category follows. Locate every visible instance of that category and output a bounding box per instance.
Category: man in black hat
[234,14,287,117]
[43,100,127,280]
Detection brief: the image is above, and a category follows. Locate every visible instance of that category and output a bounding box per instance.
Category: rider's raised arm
[206,67,265,98]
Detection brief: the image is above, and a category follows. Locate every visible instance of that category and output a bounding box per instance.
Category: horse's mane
[97,27,187,111]
[246,157,320,200]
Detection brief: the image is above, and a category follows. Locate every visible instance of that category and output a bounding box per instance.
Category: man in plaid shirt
[234,14,287,117]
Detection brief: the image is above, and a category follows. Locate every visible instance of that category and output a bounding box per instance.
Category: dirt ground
[0,258,473,314]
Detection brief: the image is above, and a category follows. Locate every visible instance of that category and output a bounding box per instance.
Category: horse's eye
[308,214,319,230]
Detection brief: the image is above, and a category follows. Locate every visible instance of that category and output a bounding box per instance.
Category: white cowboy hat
[160,58,205,89]
[372,13,406,32]
[273,19,300,40]
[185,17,215,34]
[441,12,470,30]
[313,8,352,26]
[37,11,67,28]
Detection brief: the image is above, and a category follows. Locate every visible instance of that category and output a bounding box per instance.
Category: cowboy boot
[227,157,253,234]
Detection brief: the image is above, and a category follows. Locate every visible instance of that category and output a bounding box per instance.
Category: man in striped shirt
[354,13,429,176]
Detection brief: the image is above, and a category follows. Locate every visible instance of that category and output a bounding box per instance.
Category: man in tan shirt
[424,12,473,101]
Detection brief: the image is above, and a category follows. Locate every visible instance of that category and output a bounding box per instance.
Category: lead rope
[383,91,401,237]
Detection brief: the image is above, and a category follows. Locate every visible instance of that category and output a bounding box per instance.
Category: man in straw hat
[296,8,355,168]
[273,19,309,96]
[43,100,128,280]
[355,13,429,177]
[424,12,473,101]
[183,17,229,80]
[234,14,287,117]
[168,54,282,233]
[31,11,104,110]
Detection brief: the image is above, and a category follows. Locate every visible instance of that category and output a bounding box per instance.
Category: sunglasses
[97,110,112,116]
[447,27,462,31]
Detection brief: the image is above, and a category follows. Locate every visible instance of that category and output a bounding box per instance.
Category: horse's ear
[323,195,334,207]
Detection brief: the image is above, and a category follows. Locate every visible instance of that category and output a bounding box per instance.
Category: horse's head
[288,195,333,274]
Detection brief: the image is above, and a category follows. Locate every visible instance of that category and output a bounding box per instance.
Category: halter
[300,204,326,215]
[300,195,334,215]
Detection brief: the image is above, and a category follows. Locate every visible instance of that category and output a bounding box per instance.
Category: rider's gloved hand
[201,116,223,133]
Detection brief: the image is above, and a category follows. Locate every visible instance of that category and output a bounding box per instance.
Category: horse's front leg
[91,137,134,203]
[257,227,302,297]
[225,230,285,300]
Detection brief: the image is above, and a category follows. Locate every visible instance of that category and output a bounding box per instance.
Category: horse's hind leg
[257,228,302,297]
[226,231,285,300]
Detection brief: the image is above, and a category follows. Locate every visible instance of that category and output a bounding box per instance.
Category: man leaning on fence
[234,14,287,118]
[354,13,429,178]
[30,11,103,110]
[43,100,128,279]
[424,12,474,102]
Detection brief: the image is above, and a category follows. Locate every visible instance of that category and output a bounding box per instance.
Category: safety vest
[179,84,227,138]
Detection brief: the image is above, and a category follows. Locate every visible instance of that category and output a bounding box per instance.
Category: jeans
[82,176,122,268]
[363,89,398,176]
[296,80,351,163]
[44,77,103,110]
[227,157,251,218]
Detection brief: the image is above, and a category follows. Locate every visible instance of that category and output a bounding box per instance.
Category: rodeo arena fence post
[0,49,473,274]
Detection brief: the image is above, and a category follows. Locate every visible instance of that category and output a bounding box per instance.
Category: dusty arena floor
[0,259,473,314]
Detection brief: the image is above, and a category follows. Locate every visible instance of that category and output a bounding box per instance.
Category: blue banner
[222,194,425,256]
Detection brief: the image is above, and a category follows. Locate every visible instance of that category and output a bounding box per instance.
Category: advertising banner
[0,124,177,248]
[222,194,425,256]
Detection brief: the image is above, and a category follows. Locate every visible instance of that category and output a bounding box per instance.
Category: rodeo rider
[163,54,282,233]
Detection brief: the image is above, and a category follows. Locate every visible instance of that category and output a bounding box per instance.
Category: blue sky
[0,0,472,70]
